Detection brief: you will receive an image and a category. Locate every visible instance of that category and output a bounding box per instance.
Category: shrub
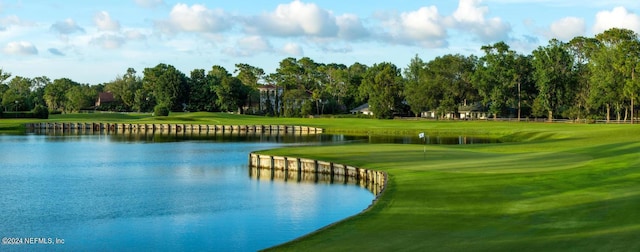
[154,104,170,116]
[32,105,49,119]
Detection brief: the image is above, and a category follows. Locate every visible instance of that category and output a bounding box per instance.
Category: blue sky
[1,0,639,84]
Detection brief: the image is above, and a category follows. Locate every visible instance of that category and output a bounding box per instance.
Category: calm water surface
[0,134,375,251]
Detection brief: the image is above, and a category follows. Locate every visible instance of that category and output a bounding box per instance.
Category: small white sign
[419,132,425,139]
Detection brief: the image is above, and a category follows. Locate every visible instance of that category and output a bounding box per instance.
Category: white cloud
[549,17,585,41]
[402,7,447,41]
[1,15,32,27]
[223,36,273,57]
[336,14,369,40]
[4,41,38,55]
[282,42,303,56]
[94,11,120,31]
[91,34,125,49]
[453,0,487,23]
[247,0,340,37]
[319,44,353,53]
[158,3,231,34]
[377,6,448,48]
[134,0,164,8]
[124,30,146,40]
[451,0,511,42]
[51,18,85,34]
[593,7,640,34]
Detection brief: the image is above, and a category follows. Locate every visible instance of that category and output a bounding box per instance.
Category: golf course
[2,112,640,251]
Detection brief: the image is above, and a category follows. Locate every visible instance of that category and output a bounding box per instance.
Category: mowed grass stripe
[259,124,640,251]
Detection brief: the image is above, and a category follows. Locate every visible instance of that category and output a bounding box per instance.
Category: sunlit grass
[259,125,640,251]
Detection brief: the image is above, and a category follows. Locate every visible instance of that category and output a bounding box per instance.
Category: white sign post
[419,132,426,159]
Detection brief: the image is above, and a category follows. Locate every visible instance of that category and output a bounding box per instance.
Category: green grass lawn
[259,123,640,251]
[2,113,639,251]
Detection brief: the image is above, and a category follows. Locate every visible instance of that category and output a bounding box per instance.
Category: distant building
[95,92,115,107]
[350,103,373,116]
[421,102,489,119]
[458,102,489,119]
[257,84,283,113]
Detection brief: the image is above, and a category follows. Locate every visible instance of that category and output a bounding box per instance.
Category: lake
[0,133,375,251]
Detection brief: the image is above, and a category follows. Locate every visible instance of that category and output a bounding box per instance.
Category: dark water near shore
[28,128,499,145]
[0,134,374,251]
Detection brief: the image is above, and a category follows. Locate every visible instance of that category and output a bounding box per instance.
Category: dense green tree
[2,33,640,121]
[281,88,308,117]
[143,63,188,111]
[273,58,308,116]
[512,54,535,120]
[105,68,142,111]
[208,65,230,112]
[2,76,33,111]
[360,62,404,119]
[0,84,8,111]
[602,29,640,122]
[298,57,322,92]
[567,36,599,120]
[133,89,154,112]
[0,69,12,109]
[44,78,77,112]
[209,66,250,114]
[293,57,323,115]
[208,65,230,83]
[235,63,264,88]
[216,76,250,113]
[405,54,478,119]
[0,69,10,82]
[276,57,304,91]
[30,76,50,108]
[262,73,280,116]
[532,39,576,120]
[590,28,640,122]
[65,84,96,112]
[404,54,428,117]
[473,42,518,119]
[187,69,216,111]
[431,54,477,118]
[234,63,264,113]
[346,62,367,110]
[319,63,348,113]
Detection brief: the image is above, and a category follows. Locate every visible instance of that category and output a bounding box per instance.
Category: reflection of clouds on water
[273,182,319,231]
[0,134,375,251]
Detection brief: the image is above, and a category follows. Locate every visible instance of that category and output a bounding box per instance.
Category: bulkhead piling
[249,153,386,196]
[24,123,323,135]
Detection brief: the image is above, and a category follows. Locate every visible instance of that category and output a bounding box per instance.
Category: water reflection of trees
[249,166,384,196]
[26,128,328,143]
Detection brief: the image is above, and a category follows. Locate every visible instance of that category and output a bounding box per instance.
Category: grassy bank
[3,113,639,251]
[259,123,640,251]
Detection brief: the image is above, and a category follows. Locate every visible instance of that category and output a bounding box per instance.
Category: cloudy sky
[1,0,639,84]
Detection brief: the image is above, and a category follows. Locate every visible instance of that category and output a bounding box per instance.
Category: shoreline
[248,153,388,250]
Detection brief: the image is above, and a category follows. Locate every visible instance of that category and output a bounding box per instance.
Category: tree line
[1,27,639,122]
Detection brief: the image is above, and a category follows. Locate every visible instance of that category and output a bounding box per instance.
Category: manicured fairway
[3,113,640,251]
[257,122,640,251]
